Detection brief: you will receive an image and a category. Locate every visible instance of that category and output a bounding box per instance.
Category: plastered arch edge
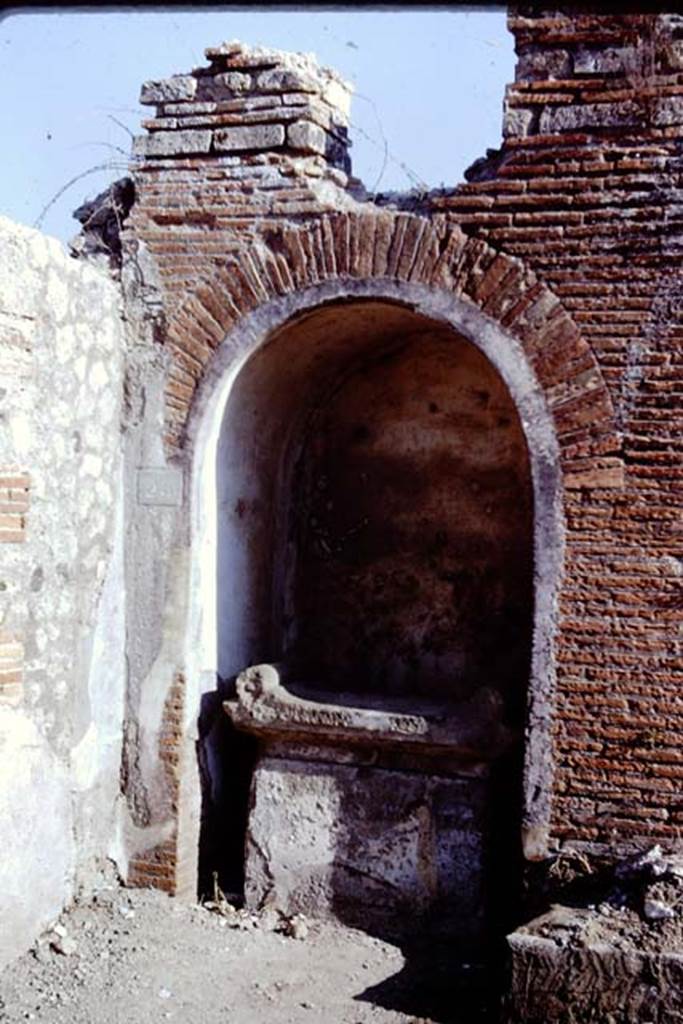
[180,279,580,866]
[164,211,623,486]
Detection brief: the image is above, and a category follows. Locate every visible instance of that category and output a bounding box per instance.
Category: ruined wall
[128,41,355,328]
[1,6,680,976]
[117,16,681,898]
[435,8,683,853]
[0,217,126,968]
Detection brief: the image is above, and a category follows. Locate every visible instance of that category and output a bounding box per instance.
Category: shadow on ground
[354,937,505,1024]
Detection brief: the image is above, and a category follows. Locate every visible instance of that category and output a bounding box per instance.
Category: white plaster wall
[0,217,126,968]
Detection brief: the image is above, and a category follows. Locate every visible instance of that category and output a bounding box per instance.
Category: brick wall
[434,8,683,850]
[127,674,188,895]
[0,471,29,705]
[123,14,682,884]
[127,41,354,316]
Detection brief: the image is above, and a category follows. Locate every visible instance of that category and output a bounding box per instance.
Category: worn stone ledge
[224,663,515,760]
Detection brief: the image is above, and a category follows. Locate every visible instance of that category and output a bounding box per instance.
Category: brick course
[0,631,24,705]
[0,472,30,543]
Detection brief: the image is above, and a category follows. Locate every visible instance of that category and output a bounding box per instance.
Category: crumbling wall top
[133,39,352,175]
[504,8,683,139]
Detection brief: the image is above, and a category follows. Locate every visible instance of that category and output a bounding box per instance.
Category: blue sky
[0,7,514,244]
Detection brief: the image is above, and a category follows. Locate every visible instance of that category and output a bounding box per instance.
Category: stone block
[244,756,490,943]
[505,909,683,1023]
[287,120,327,155]
[213,71,252,92]
[204,40,244,59]
[653,96,683,126]
[135,129,212,158]
[539,100,641,134]
[660,40,683,72]
[321,79,351,118]
[197,73,256,102]
[256,68,318,94]
[140,75,197,105]
[503,106,535,138]
[213,124,285,152]
[516,48,571,81]
[573,46,633,75]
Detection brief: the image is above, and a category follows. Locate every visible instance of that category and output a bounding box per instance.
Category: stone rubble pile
[202,877,310,940]
[613,844,683,923]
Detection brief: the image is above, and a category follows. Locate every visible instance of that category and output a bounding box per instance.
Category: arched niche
[186,279,564,942]
[217,299,533,722]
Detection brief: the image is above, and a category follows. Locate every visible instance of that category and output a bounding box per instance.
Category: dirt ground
[0,884,499,1024]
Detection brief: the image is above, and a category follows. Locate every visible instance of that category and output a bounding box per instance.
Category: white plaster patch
[89,361,108,391]
[53,678,68,701]
[46,268,70,323]
[70,723,99,791]
[52,433,66,461]
[74,355,87,382]
[95,479,113,504]
[0,706,74,970]
[0,241,41,311]
[54,324,76,363]
[82,453,103,477]
[97,388,118,425]
[9,411,32,457]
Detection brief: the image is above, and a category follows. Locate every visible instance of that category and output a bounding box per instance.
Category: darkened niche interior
[285,329,533,711]
[204,298,534,902]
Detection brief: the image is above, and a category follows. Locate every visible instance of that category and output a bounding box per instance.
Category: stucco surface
[0,217,126,968]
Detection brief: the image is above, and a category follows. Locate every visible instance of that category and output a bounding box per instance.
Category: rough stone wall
[0,217,126,968]
[435,8,683,853]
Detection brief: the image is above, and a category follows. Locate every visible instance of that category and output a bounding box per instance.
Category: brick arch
[164,210,623,491]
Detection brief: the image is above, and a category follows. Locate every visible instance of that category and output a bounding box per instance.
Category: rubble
[69,176,135,265]
[505,847,683,1022]
[202,879,311,940]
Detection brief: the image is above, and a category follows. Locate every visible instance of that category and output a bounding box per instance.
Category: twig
[107,114,136,142]
[347,109,428,193]
[354,91,389,193]
[33,161,129,230]
[75,141,130,158]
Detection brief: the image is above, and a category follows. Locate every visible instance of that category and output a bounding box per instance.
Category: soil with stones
[0,884,501,1024]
